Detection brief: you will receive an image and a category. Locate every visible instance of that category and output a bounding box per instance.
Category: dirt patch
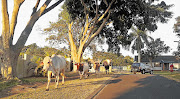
[0,81,46,98]
[0,73,115,99]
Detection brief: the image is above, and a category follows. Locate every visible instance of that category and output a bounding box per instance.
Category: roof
[134,56,180,63]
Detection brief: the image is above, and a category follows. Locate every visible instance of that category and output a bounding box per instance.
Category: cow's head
[42,56,52,72]
[75,63,84,71]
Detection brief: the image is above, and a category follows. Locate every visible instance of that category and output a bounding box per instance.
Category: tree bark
[1,0,63,79]
[149,58,153,68]
[138,49,141,63]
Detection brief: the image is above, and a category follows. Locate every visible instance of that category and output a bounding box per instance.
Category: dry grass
[3,73,116,99]
[154,71,180,82]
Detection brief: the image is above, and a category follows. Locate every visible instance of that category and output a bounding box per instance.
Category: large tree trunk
[0,47,20,79]
[70,42,84,72]
[67,1,113,72]
[1,0,63,80]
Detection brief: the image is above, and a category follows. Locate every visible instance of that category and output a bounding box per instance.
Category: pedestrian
[170,63,174,74]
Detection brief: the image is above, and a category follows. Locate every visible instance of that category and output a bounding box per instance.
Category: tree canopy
[173,16,180,57]
[174,16,180,35]
[93,51,133,66]
[141,38,170,67]
[64,0,172,52]
[20,43,70,64]
[129,26,153,62]
[44,0,173,65]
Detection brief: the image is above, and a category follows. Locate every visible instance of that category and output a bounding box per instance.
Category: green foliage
[174,16,180,34]
[21,43,70,59]
[64,0,173,52]
[20,44,70,76]
[20,77,47,84]
[0,78,19,91]
[130,26,152,53]
[141,38,170,60]
[93,51,133,66]
[173,16,180,56]
[173,45,180,57]
[0,77,47,91]
[154,71,180,80]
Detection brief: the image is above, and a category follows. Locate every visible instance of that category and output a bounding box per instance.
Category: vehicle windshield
[132,63,140,67]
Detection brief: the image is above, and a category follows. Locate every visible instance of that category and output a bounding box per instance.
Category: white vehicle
[131,63,153,74]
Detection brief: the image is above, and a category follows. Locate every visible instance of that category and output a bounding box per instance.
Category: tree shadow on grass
[60,74,122,89]
[0,73,121,98]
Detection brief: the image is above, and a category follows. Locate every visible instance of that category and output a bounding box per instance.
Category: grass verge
[0,72,79,91]
[154,71,180,81]
[0,77,47,91]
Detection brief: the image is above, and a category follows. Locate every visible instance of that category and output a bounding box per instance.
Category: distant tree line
[20,43,70,65]
[20,43,133,66]
[93,51,133,66]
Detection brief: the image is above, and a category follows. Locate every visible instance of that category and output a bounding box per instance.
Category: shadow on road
[114,75,180,99]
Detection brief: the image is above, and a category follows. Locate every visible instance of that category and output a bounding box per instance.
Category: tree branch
[1,0,10,49]
[31,0,40,16]
[97,0,115,22]
[41,0,64,16]
[83,11,111,51]
[15,0,61,51]
[10,0,25,45]
[80,0,88,15]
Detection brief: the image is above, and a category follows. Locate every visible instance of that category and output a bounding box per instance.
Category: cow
[42,54,66,91]
[103,59,111,74]
[76,62,89,79]
[94,62,100,73]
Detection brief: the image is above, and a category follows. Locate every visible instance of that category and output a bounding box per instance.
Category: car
[131,63,153,74]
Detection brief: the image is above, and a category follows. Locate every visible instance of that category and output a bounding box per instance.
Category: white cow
[76,63,89,79]
[43,54,66,91]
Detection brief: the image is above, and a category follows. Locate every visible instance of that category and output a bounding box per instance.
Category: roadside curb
[86,74,120,99]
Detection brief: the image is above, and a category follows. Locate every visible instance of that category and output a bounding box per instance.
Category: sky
[0,0,180,58]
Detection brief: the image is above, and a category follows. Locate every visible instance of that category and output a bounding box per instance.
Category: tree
[0,0,64,79]
[174,16,180,35]
[93,51,133,66]
[21,43,70,63]
[129,26,152,63]
[173,16,180,56]
[44,0,172,69]
[124,56,134,65]
[141,38,170,67]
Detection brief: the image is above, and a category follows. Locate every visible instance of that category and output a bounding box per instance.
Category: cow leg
[46,71,52,91]
[55,74,59,88]
[61,69,65,85]
[55,72,59,89]
[79,71,83,80]
[84,71,87,78]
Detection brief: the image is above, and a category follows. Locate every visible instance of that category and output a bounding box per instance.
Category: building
[135,56,180,71]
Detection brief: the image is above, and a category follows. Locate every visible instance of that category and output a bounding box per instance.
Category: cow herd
[41,54,111,91]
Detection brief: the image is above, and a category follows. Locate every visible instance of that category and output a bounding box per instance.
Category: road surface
[95,74,180,99]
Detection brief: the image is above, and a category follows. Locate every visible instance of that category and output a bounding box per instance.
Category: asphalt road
[95,74,180,99]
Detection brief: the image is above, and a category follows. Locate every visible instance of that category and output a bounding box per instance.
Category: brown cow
[103,59,111,74]
[76,63,89,79]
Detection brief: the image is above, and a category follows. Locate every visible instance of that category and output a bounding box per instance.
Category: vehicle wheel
[142,70,145,74]
[150,70,153,74]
